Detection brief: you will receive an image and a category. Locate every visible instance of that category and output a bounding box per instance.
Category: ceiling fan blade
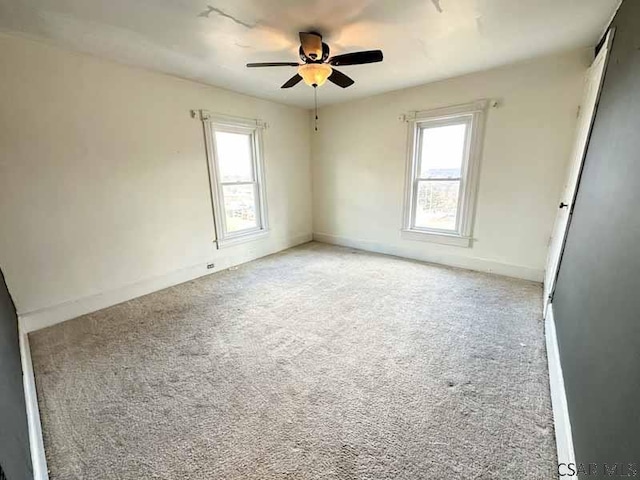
[281,74,303,89]
[329,50,383,66]
[246,62,299,67]
[299,32,323,60]
[328,69,355,88]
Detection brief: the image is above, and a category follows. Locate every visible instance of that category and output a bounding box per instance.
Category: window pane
[419,123,467,178]
[222,184,258,233]
[415,180,459,231]
[215,131,254,183]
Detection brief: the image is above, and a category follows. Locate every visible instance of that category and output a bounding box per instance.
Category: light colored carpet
[31,242,557,479]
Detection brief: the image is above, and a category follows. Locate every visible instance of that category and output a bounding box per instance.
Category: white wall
[0,34,312,322]
[0,33,590,328]
[312,49,590,281]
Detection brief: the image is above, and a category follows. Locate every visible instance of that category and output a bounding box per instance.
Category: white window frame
[401,100,487,248]
[200,111,269,248]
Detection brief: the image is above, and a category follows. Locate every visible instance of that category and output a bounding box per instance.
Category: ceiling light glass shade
[298,63,333,87]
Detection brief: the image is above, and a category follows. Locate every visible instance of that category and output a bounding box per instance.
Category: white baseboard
[545,304,576,469]
[313,232,543,282]
[18,233,312,333]
[19,326,49,480]
[18,262,212,333]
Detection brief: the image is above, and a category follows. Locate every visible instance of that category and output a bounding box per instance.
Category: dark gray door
[552,0,640,475]
[0,268,33,480]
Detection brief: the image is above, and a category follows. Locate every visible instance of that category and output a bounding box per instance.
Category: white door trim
[545,303,576,472]
[19,322,50,480]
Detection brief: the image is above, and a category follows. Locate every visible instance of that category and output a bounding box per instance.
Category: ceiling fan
[246,32,383,89]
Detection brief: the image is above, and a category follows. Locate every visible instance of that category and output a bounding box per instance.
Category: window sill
[401,229,472,248]
[216,229,269,249]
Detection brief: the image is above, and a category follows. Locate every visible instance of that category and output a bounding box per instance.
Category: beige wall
[0,33,590,320]
[311,49,590,281]
[0,34,312,315]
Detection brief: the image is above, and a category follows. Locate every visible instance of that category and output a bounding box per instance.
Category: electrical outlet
[207,263,215,269]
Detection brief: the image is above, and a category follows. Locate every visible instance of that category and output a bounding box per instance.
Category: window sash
[221,182,261,234]
[214,130,256,183]
[203,116,269,248]
[213,128,262,238]
[415,177,462,182]
[411,179,462,234]
[410,117,471,235]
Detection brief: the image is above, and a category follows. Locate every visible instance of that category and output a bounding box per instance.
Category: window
[402,100,487,247]
[202,112,268,247]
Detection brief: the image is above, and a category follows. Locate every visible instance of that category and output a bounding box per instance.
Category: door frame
[543,28,615,314]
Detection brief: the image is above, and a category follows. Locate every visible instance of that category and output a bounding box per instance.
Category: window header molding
[399,99,490,124]
[192,109,268,130]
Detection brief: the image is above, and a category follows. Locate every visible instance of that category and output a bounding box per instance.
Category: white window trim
[401,100,488,248]
[200,111,269,248]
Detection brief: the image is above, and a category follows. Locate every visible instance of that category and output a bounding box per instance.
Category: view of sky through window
[215,131,254,183]
[419,123,466,179]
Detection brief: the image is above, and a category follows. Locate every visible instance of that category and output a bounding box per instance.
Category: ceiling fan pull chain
[314,86,319,131]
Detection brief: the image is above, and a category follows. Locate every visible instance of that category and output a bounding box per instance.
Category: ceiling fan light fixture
[298,63,333,87]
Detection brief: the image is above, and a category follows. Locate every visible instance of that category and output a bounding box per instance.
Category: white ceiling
[0,0,620,108]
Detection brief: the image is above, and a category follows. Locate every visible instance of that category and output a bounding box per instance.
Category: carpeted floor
[30,242,557,479]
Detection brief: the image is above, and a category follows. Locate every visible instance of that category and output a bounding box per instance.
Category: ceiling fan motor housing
[299,43,330,63]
